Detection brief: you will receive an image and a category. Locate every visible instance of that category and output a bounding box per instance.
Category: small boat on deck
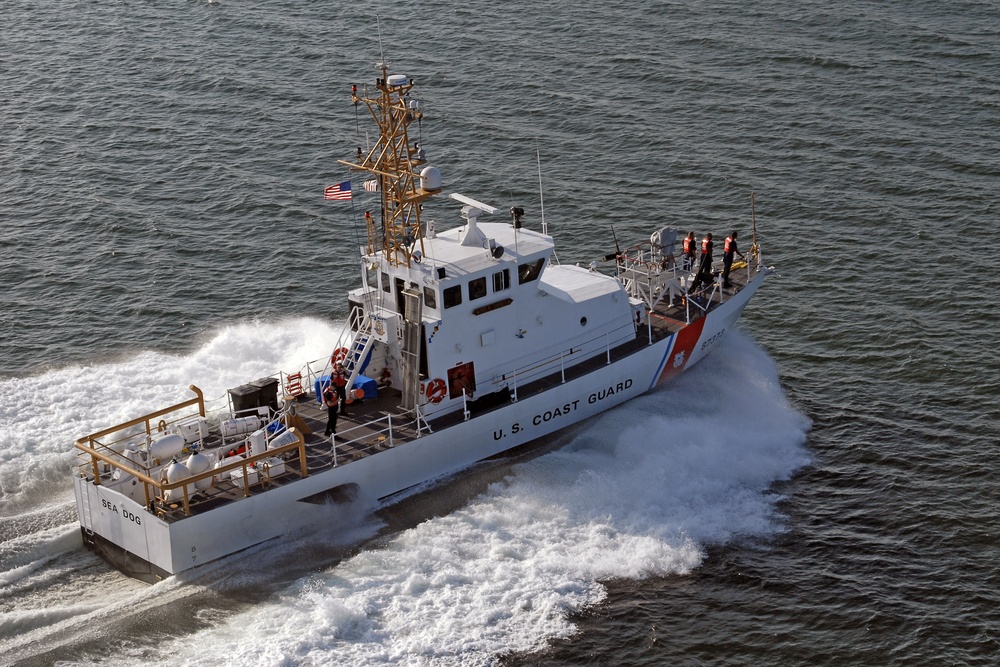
[73,59,772,583]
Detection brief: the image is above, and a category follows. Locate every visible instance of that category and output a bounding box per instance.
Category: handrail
[75,428,308,517]
[488,318,636,393]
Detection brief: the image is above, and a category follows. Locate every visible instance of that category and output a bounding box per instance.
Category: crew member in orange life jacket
[690,232,714,291]
[682,231,696,271]
[331,363,348,414]
[698,232,714,274]
[722,230,746,288]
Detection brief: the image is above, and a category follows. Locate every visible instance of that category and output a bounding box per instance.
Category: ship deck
[145,260,760,523]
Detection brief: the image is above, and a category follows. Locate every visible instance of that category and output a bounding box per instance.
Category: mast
[339,64,441,267]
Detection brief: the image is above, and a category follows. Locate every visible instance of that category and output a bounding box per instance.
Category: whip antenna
[536,144,547,236]
[376,14,385,67]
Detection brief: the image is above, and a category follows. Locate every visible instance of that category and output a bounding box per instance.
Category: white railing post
[415,405,431,435]
[388,414,394,447]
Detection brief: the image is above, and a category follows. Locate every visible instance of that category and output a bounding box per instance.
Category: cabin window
[492,268,510,293]
[443,285,462,309]
[423,286,437,310]
[518,258,545,284]
[468,276,487,301]
[381,271,391,293]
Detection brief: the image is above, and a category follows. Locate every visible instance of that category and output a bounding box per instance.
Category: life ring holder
[331,347,349,366]
[426,378,447,403]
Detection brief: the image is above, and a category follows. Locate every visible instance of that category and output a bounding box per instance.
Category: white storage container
[230,465,259,488]
[260,456,285,477]
[268,429,299,450]
[221,416,259,438]
[249,429,268,457]
[175,417,209,444]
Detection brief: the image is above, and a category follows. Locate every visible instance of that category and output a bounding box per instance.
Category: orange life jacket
[323,388,337,407]
[683,237,694,254]
[724,236,734,253]
[701,238,711,254]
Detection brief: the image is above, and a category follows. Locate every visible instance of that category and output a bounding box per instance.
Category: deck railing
[483,317,640,403]
[74,386,310,518]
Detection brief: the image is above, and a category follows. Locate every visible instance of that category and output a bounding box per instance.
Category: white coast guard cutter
[73,61,771,582]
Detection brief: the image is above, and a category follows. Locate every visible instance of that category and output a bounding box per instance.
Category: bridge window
[423,286,437,310]
[518,258,544,284]
[493,268,510,292]
[469,276,487,301]
[443,285,462,309]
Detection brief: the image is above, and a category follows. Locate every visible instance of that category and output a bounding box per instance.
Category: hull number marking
[700,328,726,352]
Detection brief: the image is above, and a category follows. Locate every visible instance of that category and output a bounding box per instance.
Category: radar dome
[420,166,442,192]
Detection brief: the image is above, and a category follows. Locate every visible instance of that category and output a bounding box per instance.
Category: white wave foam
[0,524,82,587]
[0,317,341,513]
[97,331,810,667]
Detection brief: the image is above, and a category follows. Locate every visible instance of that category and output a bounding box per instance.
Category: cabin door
[399,286,423,410]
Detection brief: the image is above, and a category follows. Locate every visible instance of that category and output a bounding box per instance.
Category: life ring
[157,419,168,433]
[426,378,447,403]
[331,347,349,365]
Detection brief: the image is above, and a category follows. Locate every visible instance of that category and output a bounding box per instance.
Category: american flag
[324,181,352,201]
[363,179,379,193]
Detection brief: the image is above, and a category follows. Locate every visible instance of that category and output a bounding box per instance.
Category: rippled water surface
[2,0,999,665]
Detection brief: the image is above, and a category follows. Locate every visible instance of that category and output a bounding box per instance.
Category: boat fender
[164,459,194,502]
[150,433,185,462]
[331,347,349,365]
[426,378,447,403]
[186,452,213,491]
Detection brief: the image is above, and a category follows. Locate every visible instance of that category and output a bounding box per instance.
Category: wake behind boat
[73,58,772,582]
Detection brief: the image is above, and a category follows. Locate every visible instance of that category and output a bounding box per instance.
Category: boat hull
[74,271,765,580]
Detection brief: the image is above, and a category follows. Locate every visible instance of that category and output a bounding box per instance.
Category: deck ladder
[79,477,95,534]
[342,322,376,389]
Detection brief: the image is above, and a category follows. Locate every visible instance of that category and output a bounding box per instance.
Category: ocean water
[2,0,999,665]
